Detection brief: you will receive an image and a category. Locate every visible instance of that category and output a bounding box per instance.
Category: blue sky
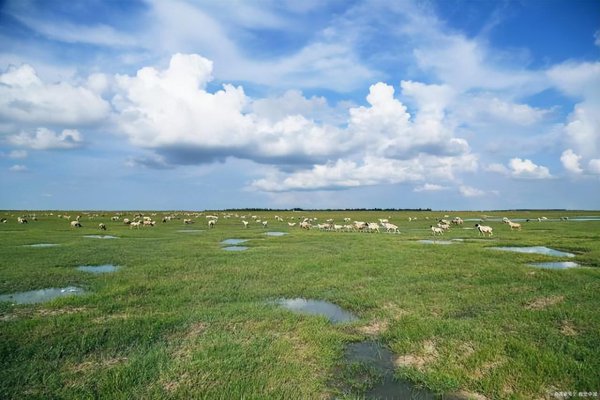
[0,0,599,210]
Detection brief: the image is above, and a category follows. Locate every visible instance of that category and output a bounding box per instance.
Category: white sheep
[99,223,107,231]
[383,222,399,233]
[17,217,28,224]
[367,222,380,233]
[70,220,82,228]
[242,220,249,228]
[506,221,521,230]
[208,219,216,228]
[475,223,493,236]
[288,222,296,227]
[262,220,268,228]
[130,221,141,229]
[431,226,443,235]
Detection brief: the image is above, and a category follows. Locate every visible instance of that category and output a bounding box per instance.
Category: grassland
[1,210,599,399]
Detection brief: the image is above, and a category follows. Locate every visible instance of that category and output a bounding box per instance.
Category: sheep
[130,221,141,229]
[437,222,450,231]
[475,223,493,236]
[17,217,28,224]
[378,218,389,224]
[288,222,296,227]
[343,217,351,223]
[143,220,155,227]
[507,221,521,230]
[367,222,380,233]
[111,216,120,221]
[382,222,399,233]
[300,221,311,230]
[262,220,268,228]
[431,226,443,235]
[99,223,107,231]
[208,219,216,228]
[354,221,368,232]
[70,220,82,228]
[1,218,7,223]
[344,224,355,232]
[451,217,463,225]
[183,219,194,224]
[333,224,344,232]
[242,220,249,228]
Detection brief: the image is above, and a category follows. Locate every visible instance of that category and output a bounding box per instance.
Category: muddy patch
[77,264,120,274]
[341,341,436,399]
[276,298,358,324]
[489,246,575,257]
[528,261,579,270]
[525,295,565,310]
[0,287,85,304]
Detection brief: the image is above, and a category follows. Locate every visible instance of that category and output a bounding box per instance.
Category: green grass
[1,210,599,399]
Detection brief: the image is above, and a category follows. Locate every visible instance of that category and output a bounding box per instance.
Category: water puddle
[77,264,120,274]
[342,341,435,399]
[177,230,204,233]
[0,287,84,304]
[84,235,118,239]
[528,261,580,270]
[24,243,59,248]
[265,231,288,236]
[222,246,248,251]
[419,240,454,245]
[221,239,248,245]
[569,216,600,221]
[489,246,575,257]
[276,298,358,324]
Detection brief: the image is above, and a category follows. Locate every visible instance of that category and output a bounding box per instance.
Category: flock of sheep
[3,211,561,238]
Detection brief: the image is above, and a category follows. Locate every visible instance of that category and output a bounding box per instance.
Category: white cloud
[485,163,509,175]
[560,149,583,174]
[8,150,28,159]
[9,164,27,172]
[8,128,83,150]
[414,183,448,192]
[595,31,600,47]
[508,158,552,179]
[459,185,486,197]
[0,64,110,127]
[588,159,600,175]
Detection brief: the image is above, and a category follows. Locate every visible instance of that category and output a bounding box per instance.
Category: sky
[0,0,599,211]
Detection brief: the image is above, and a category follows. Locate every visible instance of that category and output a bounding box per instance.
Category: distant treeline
[223,208,433,212]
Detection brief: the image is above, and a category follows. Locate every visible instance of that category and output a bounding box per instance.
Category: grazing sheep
[143,220,155,227]
[183,219,194,224]
[242,220,249,228]
[70,220,82,228]
[17,217,28,224]
[1,218,7,223]
[383,222,399,233]
[300,221,311,230]
[437,223,450,231]
[475,223,493,236]
[367,222,380,233]
[431,226,444,235]
[99,223,107,231]
[451,217,463,225]
[288,222,296,227]
[560,216,569,221]
[262,220,268,228]
[111,216,120,221]
[506,221,521,230]
[130,221,141,229]
[123,218,131,225]
[208,219,216,228]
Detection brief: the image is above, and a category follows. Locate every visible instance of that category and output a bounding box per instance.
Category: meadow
[1,210,599,399]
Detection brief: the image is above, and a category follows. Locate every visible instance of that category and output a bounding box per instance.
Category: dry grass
[525,295,565,310]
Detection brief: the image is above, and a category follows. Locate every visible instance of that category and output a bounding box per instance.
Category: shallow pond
[177,230,204,233]
[77,264,120,273]
[344,341,435,399]
[221,239,248,245]
[528,261,580,270]
[84,235,118,239]
[419,240,454,245]
[0,287,84,304]
[489,246,575,257]
[265,232,288,236]
[276,298,358,324]
[24,243,59,248]
[222,246,248,251]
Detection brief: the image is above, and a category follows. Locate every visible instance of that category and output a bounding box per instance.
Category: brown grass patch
[394,339,438,371]
[560,320,577,336]
[450,390,489,400]
[357,320,389,336]
[37,306,87,317]
[382,302,409,318]
[471,358,506,380]
[68,356,128,374]
[525,295,564,310]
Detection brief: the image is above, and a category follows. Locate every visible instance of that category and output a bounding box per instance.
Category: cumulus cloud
[588,159,600,175]
[9,164,28,172]
[0,64,110,127]
[8,150,28,159]
[560,149,583,174]
[485,163,509,175]
[8,128,83,150]
[458,185,486,197]
[413,183,448,192]
[508,158,552,179]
